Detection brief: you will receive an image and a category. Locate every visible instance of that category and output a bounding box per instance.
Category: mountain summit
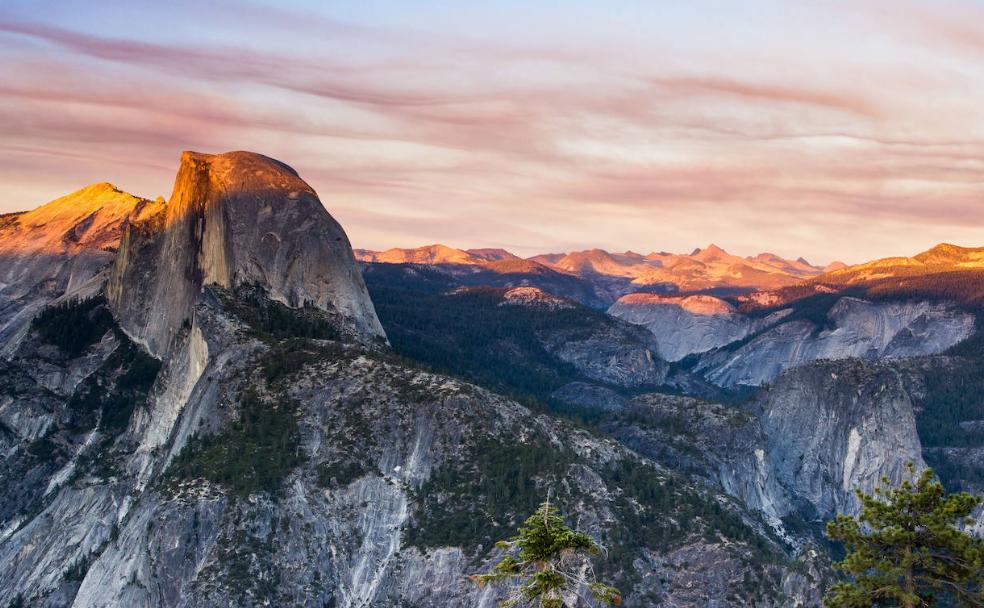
[356,243,830,304]
[0,183,163,354]
[107,151,385,356]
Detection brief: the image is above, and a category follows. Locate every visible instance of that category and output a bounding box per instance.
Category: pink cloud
[2,7,984,263]
[648,76,879,117]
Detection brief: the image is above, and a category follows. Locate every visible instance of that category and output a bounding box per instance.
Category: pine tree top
[825,464,984,608]
[472,499,621,607]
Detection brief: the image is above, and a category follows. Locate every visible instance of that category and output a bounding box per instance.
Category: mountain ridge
[1,151,982,607]
[0,151,828,607]
[0,183,165,355]
[355,242,838,296]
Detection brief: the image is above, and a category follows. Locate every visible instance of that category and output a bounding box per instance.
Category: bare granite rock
[106,151,385,357]
[697,298,974,387]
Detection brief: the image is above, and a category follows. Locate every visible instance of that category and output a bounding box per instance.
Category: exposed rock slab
[696,298,974,387]
[753,360,926,517]
[608,293,788,361]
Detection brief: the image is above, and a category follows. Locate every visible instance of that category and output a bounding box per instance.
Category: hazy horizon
[3,0,984,265]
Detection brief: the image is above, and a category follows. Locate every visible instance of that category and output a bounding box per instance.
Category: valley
[0,152,982,607]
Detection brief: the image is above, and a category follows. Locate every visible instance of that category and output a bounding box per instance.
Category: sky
[2,1,984,264]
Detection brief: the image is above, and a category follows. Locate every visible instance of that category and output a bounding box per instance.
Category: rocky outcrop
[598,392,790,522]
[0,184,163,356]
[695,298,974,387]
[752,360,926,518]
[581,356,933,528]
[536,312,672,389]
[106,151,385,356]
[7,152,982,607]
[614,293,973,383]
[499,286,575,309]
[608,293,790,361]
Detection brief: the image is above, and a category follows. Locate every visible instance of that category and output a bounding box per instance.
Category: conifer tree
[825,464,984,607]
[471,499,621,607]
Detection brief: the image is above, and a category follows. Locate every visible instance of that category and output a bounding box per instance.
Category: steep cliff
[106,151,385,356]
[589,357,930,543]
[5,151,982,607]
[0,152,828,607]
[595,392,791,525]
[752,360,926,518]
[608,293,790,361]
[695,298,973,387]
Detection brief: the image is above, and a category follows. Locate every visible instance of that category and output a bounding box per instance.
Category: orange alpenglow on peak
[105,150,385,356]
[814,242,984,286]
[615,293,736,315]
[354,244,520,265]
[352,243,835,292]
[0,182,163,256]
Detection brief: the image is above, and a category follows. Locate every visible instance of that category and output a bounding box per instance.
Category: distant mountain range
[2,153,983,607]
[356,242,847,295]
[354,244,519,265]
[356,241,984,301]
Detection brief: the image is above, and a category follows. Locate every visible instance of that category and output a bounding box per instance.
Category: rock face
[595,358,929,533]
[537,319,672,388]
[752,360,926,518]
[0,152,830,607]
[598,392,787,520]
[106,151,385,356]
[608,293,789,361]
[498,286,575,309]
[695,298,974,387]
[613,290,974,388]
[0,184,163,355]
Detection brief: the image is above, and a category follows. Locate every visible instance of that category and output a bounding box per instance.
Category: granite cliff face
[751,360,926,518]
[612,292,974,387]
[608,293,789,361]
[0,184,163,356]
[588,357,929,537]
[695,298,974,387]
[0,292,818,607]
[106,151,385,356]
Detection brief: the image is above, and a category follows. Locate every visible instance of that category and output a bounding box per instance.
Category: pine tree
[471,499,621,607]
[825,464,984,607]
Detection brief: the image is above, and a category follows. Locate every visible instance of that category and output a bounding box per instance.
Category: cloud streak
[648,76,879,117]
